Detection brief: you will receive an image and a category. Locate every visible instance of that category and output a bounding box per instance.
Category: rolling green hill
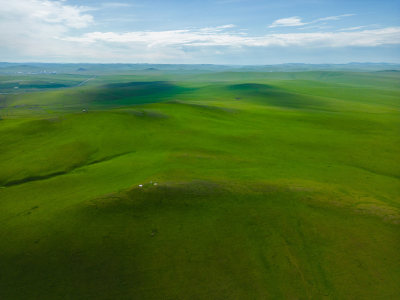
[0,70,399,299]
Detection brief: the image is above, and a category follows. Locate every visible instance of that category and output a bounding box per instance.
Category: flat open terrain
[0,69,399,299]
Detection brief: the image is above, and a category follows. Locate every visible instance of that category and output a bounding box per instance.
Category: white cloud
[269,14,354,28]
[0,1,398,63]
[101,2,133,8]
[315,14,355,22]
[62,27,400,48]
[269,17,305,28]
[0,0,94,29]
[0,0,94,59]
[199,24,236,33]
[339,25,370,31]
[262,28,400,47]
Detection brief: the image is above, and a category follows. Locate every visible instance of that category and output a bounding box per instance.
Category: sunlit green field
[0,70,399,299]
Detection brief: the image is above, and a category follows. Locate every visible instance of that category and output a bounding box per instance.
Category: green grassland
[0,70,399,299]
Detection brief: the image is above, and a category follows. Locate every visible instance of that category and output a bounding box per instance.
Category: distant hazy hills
[0,62,399,74]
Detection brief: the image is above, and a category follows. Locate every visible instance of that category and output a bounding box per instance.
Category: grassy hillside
[0,70,399,299]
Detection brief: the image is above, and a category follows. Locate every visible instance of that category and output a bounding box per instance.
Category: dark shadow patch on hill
[167,100,237,113]
[122,109,170,119]
[227,83,326,109]
[87,181,230,215]
[78,81,193,107]
[87,180,305,217]
[87,179,400,224]
[0,81,69,90]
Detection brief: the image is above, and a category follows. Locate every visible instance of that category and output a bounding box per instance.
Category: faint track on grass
[76,76,97,87]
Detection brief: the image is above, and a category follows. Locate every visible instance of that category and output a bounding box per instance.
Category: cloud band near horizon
[0,0,399,63]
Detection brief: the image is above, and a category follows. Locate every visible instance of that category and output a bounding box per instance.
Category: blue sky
[0,0,399,64]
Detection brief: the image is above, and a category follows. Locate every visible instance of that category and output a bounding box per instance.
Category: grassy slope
[0,71,399,299]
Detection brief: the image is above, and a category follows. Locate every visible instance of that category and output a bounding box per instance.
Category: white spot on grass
[139,184,143,188]
[154,183,158,186]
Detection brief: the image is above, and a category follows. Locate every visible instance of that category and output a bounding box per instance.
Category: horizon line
[1,61,400,66]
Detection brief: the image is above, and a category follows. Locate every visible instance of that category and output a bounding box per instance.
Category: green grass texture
[0,70,399,299]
